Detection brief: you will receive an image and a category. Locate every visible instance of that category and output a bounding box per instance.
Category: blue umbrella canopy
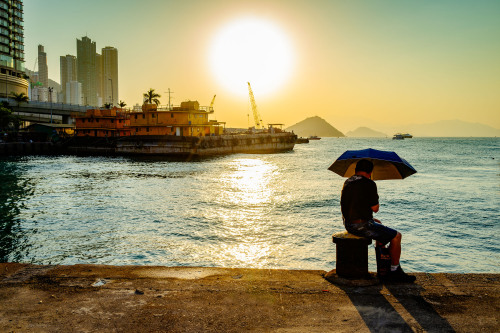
[328,148,417,180]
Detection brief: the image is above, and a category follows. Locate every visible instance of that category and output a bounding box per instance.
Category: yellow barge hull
[68,132,297,156]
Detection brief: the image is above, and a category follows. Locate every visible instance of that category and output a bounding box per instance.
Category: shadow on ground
[337,281,455,332]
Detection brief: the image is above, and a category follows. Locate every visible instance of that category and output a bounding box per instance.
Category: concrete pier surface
[0,263,498,332]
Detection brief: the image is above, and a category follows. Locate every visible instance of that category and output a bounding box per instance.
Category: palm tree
[143,88,161,106]
[10,92,29,108]
[103,103,112,109]
[118,100,127,108]
[0,105,21,131]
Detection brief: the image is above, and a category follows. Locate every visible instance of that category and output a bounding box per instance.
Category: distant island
[404,120,500,137]
[343,120,500,138]
[345,127,387,137]
[282,118,499,139]
[286,116,345,137]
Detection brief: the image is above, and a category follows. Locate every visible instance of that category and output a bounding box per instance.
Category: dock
[0,263,498,332]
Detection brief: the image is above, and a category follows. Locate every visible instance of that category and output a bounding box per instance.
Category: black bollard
[332,231,372,279]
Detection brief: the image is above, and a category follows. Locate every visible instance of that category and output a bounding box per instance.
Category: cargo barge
[67,101,296,156]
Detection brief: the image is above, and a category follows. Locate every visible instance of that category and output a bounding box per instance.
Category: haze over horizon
[24,0,500,133]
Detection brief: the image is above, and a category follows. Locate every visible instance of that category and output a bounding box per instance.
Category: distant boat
[402,133,413,138]
[392,134,404,140]
[296,137,309,144]
[308,136,321,140]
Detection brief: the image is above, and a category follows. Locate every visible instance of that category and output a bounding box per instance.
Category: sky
[23,0,500,133]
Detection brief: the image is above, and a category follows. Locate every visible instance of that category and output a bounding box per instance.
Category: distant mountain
[406,120,500,137]
[346,127,387,137]
[286,116,345,137]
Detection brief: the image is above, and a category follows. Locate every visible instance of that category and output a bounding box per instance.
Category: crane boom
[247,82,263,129]
[210,94,216,110]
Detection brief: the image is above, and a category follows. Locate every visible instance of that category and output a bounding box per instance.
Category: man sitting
[340,159,416,283]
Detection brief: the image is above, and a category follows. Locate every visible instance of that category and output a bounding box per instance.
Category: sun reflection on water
[204,158,285,268]
[219,158,277,206]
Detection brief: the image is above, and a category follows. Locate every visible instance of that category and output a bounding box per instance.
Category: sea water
[0,137,498,273]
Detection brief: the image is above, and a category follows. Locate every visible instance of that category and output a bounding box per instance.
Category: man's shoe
[388,266,416,283]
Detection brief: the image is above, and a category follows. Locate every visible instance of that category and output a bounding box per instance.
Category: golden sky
[24,0,500,133]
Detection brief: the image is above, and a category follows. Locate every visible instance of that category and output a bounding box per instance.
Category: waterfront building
[37,44,48,87]
[74,101,224,138]
[77,36,97,106]
[0,0,28,98]
[60,54,77,102]
[129,101,223,137]
[66,80,82,105]
[102,46,118,106]
[74,107,131,137]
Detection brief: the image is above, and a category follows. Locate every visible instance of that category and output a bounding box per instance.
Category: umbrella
[328,148,417,180]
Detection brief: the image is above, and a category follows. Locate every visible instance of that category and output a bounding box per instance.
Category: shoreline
[1,263,498,332]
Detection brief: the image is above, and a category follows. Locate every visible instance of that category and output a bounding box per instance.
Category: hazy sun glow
[209,17,294,97]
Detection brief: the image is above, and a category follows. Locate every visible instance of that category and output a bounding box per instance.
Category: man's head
[355,159,374,174]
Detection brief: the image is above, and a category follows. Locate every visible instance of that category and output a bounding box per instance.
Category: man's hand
[373,218,382,224]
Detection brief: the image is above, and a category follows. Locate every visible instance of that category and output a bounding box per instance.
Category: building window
[111,119,114,123]
[152,113,155,118]
[146,127,149,132]
[171,113,174,118]
[142,114,145,119]
[82,119,85,123]
[96,119,99,123]
[134,114,137,119]
[135,128,138,132]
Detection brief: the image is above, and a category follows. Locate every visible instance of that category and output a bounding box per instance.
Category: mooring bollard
[332,231,372,279]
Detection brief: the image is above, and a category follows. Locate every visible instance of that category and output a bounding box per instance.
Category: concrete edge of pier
[0,263,498,332]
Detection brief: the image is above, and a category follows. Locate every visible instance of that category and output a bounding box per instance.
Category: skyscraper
[60,54,76,102]
[95,52,103,106]
[102,46,118,106]
[0,0,27,98]
[38,44,48,87]
[77,36,97,106]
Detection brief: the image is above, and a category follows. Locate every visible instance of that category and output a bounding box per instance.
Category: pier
[0,263,498,332]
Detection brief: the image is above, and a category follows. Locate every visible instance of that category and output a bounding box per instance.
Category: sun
[209,17,294,97]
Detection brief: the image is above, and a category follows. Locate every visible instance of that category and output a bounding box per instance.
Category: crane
[247,82,263,129]
[209,94,216,111]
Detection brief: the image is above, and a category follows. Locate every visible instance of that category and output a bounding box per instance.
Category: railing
[141,105,215,113]
[0,98,89,112]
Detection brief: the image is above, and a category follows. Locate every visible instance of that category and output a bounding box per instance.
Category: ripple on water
[1,138,499,272]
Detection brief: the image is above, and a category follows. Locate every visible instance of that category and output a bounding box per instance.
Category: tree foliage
[143,88,161,106]
[10,92,29,107]
[0,106,21,131]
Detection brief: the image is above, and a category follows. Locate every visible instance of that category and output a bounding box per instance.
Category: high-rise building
[60,54,77,103]
[102,46,118,106]
[0,0,28,98]
[66,80,82,105]
[77,36,97,106]
[95,52,103,105]
[37,44,48,87]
